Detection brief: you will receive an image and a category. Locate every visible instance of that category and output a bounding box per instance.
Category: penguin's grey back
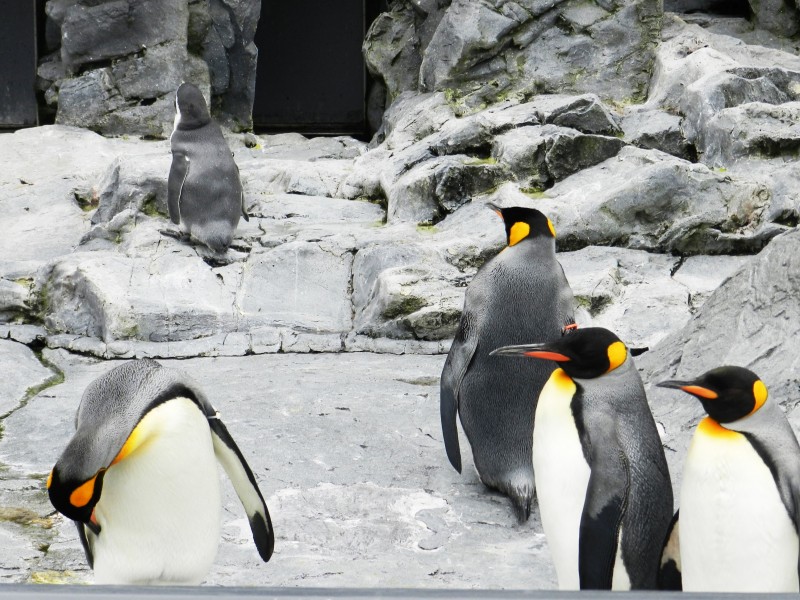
[577,359,673,589]
[458,239,573,505]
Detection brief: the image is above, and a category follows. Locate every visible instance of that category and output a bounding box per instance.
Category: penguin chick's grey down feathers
[168,82,248,254]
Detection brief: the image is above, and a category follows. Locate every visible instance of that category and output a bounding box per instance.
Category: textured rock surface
[366,0,663,107]
[40,0,260,135]
[0,350,556,587]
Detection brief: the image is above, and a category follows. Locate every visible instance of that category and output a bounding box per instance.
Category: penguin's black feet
[159,229,191,242]
[201,254,236,268]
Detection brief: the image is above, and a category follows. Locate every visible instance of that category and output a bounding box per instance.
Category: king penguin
[47,359,274,585]
[492,327,673,589]
[167,82,249,254]
[440,203,575,520]
[658,366,800,592]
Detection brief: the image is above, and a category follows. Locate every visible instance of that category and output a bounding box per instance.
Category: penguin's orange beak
[490,344,570,361]
[656,380,718,399]
[485,201,503,218]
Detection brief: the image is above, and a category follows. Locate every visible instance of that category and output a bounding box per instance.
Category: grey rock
[367,0,663,106]
[533,94,622,136]
[682,68,800,167]
[0,340,57,416]
[364,6,423,101]
[492,124,626,186]
[35,250,239,343]
[90,147,171,225]
[490,146,780,255]
[647,18,800,118]
[386,155,509,224]
[243,134,367,162]
[59,0,189,69]
[241,159,355,199]
[694,101,800,167]
[0,280,31,321]
[748,0,800,37]
[238,240,355,334]
[621,108,696,161]
[354,250,464,341]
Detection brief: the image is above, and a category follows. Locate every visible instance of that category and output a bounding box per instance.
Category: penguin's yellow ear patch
[606,341,627,372]
[70,475,98,508]
[751,379,768,414]
[46,470,53,490]
[547,218,556,238]
[509,222,530,246]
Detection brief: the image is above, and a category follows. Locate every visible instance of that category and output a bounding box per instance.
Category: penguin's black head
[657,366,767,424]
[490,327,628,379]
[487,203,556,247]
[175,82,211,129]
[47,456,106,532]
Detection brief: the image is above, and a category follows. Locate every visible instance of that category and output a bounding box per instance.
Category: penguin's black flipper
[207,416,275,562]
[440,309,479,474]
[658,510,682,590]
[579,446,629,590]
[167,153,190,225]
[76,522,94,569]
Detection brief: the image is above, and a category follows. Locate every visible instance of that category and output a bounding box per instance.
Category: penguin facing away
[492,327,673,590]
[658,366,800,593]
[47,359,273,585]
[440,203,575,521]
[168,82,249,254]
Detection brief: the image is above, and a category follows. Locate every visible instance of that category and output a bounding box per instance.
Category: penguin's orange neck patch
[697,417,740,440]
[550,368,576,391]
[111,421,147,466]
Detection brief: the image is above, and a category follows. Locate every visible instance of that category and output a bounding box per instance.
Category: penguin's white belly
[681,418,799,592]
[91,398,222,585]
[533,370,591,590]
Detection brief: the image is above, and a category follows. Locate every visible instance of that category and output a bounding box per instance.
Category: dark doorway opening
[0,0,39,128]
[253,0,387,137]
[664,0,752,17]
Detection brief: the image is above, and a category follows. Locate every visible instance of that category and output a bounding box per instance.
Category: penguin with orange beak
[492,327,672,589]
[658,367,800,592]
[47,359,273,584]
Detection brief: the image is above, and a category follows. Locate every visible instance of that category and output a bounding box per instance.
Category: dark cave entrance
[664,0,753,18]
[253,0,387,137]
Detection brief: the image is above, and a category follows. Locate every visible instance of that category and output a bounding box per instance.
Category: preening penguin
[167,82,249,254]
[440,204,574,520]
[47,359,274,585]
[658,367,800,593]
[492,327,672,589]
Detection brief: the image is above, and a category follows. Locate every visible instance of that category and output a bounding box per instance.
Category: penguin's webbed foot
[159,228,191,242]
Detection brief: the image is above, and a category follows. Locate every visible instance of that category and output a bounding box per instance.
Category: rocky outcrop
[365,0,663,110]
[39,0,260,136]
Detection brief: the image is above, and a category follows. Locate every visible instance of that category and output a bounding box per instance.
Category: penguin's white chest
[90,397,222,585]
[680,418,799,592]
[533,370,592,590]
